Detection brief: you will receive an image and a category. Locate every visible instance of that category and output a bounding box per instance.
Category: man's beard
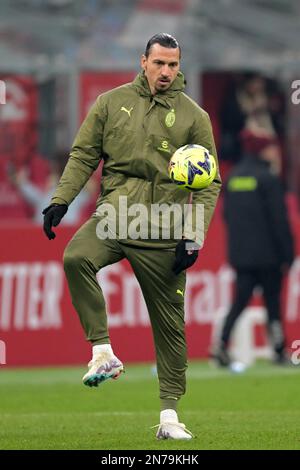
[155,80,171,92]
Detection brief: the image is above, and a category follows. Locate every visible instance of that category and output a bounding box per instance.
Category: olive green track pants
[63,216,187,400]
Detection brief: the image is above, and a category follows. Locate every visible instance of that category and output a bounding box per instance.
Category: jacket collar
[132,71,185,108]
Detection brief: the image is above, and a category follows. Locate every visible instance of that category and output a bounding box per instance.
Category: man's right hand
[172,238,199,275]
[42,204,68,240]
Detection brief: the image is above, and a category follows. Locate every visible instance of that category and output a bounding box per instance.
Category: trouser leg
[63,216,124,344]
[123,245,187,401]
[259,268,285,354]
[221,269,257,345]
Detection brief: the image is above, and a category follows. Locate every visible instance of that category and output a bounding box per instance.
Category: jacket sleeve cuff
[51,197,69,206]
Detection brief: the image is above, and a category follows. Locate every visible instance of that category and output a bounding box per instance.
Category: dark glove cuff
[42,203,68,215]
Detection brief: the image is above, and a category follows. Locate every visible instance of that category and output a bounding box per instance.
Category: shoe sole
[157,435,192,440]
[83,366,124,387]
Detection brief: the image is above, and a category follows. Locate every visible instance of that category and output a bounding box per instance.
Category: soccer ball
[168,144,217,190]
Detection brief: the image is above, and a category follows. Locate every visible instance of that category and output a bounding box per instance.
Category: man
[214,128,294,367]
[42,33,221,440]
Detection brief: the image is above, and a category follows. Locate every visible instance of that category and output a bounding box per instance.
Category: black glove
[42,204,68,240]
[172,238,199,275]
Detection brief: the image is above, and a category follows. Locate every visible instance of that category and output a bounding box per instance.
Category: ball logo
[165,109,176,127]
[198,151,211,175]
[187,160,204,185]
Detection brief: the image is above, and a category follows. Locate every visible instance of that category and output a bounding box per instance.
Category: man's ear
[140,54,147,71]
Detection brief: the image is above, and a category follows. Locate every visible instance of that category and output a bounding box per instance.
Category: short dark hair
[144,33,181,58]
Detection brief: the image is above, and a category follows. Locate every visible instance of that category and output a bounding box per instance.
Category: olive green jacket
[51,71,221,247]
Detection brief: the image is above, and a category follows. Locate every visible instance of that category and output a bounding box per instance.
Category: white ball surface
[230,361,247,373]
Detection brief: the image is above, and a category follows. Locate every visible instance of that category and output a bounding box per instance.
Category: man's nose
[161,64,170,76]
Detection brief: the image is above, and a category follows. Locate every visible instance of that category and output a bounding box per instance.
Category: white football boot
[82,351,124,387]
[153,409,193,440]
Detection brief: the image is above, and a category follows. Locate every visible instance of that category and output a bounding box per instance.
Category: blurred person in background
[0,154,49,221]
[220,73,284,164]
[42,33,221,440]
[237,74,274,133]
[9,152,95,224]
[213,127,294,367]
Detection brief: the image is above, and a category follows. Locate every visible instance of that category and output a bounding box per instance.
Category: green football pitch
[0,361,299,450]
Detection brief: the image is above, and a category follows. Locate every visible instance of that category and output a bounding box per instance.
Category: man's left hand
[172,239,199,275]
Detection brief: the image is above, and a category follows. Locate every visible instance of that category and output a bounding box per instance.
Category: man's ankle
[92,344,113,359]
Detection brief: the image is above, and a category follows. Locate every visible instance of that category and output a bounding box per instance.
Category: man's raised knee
[63,247,84,272]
